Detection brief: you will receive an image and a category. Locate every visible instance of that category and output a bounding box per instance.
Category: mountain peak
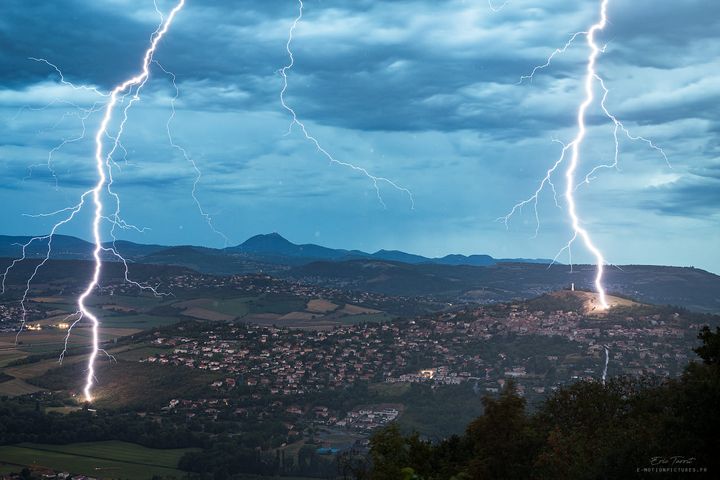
[252,232,285,240]
[240,232,293,249]
[231,233,352,260]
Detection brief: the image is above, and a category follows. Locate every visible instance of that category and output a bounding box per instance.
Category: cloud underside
[0,0,718,270]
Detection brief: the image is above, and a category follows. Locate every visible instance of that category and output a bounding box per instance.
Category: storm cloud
[0,0,718,272]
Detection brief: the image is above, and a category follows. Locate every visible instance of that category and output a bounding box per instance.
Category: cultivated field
[0,342,160,398]
[306,298,339,313]
[0,441,197,479]
[338,304,381,315]
[0,378,45,396]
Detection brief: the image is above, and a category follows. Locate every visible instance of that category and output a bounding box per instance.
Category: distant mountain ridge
[229,233,551,266]
[0,235,166,260]
[1,234,719,313]
[0,232,553,268]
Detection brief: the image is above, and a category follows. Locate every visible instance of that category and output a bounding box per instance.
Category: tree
[670,325,720,473]
[694,326,720,365]
[369,423,412,480]
[463,381,538,480]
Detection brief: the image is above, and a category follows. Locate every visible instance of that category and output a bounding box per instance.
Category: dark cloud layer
[0,0,718,271]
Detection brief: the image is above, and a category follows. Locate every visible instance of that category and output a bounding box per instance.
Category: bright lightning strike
[501,0,668,310]
[280,0,414,210]
[78,0,187,402]
[1,0,187,403]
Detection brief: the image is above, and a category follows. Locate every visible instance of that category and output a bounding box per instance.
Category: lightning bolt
[601,344,610,385]
[1,0,187,402]
[488,0,510,13]
[78,0,187,402]
[280,0,414,210]
[153,60,229,246]
[501,0,668,310]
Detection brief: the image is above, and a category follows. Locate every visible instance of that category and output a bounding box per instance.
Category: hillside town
[141,299,705,427]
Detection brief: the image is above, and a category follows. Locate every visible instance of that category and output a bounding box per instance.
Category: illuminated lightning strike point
[501,0,669,310]
[280,0,414,210]
[153,60,229,246]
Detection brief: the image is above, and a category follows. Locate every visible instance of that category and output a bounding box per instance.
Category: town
[137,293,706,432]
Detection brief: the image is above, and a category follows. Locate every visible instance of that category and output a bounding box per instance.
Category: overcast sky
[1,0,718,272]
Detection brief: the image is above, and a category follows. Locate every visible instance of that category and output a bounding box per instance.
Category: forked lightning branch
[501,0,667,310]
[2,0,188,402]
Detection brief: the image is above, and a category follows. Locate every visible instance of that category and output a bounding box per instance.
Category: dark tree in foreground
[464,381,538,479]
[694,326,720,365]
[366,326,720,479]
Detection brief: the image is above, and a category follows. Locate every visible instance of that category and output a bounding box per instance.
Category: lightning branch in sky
[19,92,106,189]
[487,0,510,13]
[154,60,229,247]
[1,0,187,402]
[280,0,414,210]
[500,0,668,309]
[77,0,186,402]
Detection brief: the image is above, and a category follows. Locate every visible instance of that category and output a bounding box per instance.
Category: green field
[200,296,257,316]
[249,295,307,314]
[114,345,171,361]
[31,360,222,409]
[337,312,393,324]
[99,314,181,329]
[31,302,79,313]
[0,464,17,475]
[88,295,169,310]
[369,382,411,397]
[0,352,27,368]
[192,295,307,317]
[0,441,197,479]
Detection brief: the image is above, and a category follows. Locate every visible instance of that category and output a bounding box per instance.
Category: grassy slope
[32,360,221,409]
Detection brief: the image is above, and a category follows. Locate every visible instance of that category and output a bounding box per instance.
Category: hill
[289,260,720,312]
[1,233,718,312]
